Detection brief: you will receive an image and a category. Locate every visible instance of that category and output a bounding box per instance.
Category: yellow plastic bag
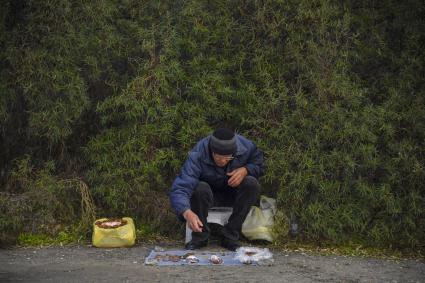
[242,196,276,242]
[92,217,136,248]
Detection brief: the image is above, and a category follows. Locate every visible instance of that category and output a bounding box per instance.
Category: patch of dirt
[0,243,424,282]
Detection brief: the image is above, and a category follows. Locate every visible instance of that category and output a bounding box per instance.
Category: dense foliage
[1,0,424,249]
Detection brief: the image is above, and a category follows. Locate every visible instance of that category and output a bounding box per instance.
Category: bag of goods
[234,247,274,265]
[92,217,136,248]
[241,196,276,242]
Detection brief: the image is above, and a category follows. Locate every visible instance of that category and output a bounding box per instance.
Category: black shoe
[220,238,240,252]
[185,239,208,250]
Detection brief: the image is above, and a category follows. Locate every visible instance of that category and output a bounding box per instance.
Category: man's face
[212,152,234,167]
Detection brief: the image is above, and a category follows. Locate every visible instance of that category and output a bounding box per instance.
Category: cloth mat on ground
[144,250,255,266]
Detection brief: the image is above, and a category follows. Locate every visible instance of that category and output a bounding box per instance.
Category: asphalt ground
[1,244,424,283]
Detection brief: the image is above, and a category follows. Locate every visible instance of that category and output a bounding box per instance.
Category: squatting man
[169,128,264,251]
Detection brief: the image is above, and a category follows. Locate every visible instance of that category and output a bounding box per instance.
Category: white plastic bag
[241,195,276,242]
[234,247,274,265]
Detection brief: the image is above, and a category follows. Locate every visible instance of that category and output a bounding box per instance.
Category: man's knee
[240,176,260,190]
[192,181,213,205]
[238,176,260,199]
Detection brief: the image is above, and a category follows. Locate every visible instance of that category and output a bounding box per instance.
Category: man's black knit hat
[209,128,237,155]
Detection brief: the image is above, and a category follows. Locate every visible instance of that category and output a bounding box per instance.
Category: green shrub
[0,157,95,246]
[1,0,424,249]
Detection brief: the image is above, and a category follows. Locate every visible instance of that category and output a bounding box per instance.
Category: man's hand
[227,167,248,187]
[182,209,203,232]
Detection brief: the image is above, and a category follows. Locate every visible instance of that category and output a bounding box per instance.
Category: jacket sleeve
[169,152,202,216]
[244,142,265,179]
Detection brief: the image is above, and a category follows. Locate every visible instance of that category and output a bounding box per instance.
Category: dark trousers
[190,176,259,242]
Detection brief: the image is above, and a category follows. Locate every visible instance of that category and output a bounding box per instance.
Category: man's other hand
[227,167,248,187]
[182,209,203,232]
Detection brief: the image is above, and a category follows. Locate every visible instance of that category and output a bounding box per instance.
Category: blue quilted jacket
[169,134,264,216]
